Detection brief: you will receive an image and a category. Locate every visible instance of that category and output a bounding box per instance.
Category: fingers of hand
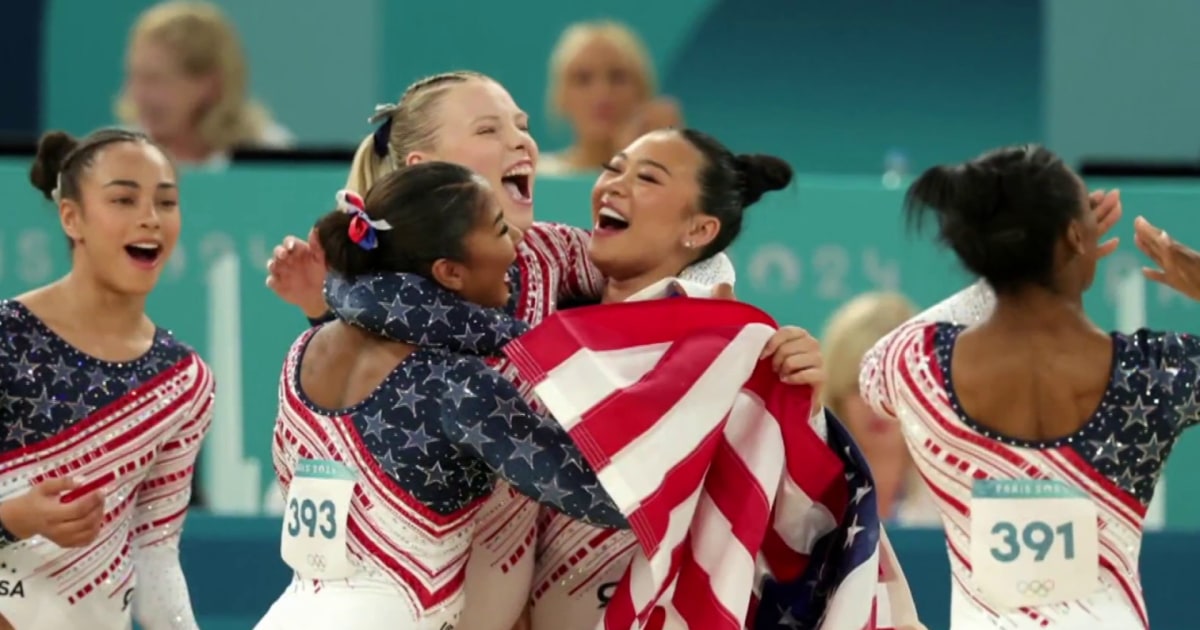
[33,477,76,496]
[781,367,825,386]
[1142,267,1170,285]
[33,489,104,545]
[1096,237,1120,258]
[1133,218,1169,266]
[47,514,104,548]
[760,326,811,359]
[771,337,822,376]
[52,490,105,521]
[1134,216,1169,246]
[713,283,735,300]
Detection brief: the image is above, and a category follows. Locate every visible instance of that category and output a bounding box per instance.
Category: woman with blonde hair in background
[117,0,293,166]
[264,70,734,630]
[822,292,940,526]
[539,20,684,176]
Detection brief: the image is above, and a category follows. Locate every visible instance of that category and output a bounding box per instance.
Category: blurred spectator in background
[823,291,940,527]
[539,20,683,176]
[116,1,293,167]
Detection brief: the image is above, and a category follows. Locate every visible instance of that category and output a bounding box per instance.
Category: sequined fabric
[309,230,739,629]
[858,281,1190,628]
[457,223,603,630]
[270,271,625,624]
[0,302,188,453]
[0,300,212,630]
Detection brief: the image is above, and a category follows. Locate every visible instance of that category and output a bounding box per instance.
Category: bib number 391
[969,479,1100,609]
[280,459,357,580]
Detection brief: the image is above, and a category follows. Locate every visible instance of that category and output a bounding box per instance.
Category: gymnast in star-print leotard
[859,145,1200,629]
[0,129,211,630]
[262,74,738,630]
[256,164,627,630]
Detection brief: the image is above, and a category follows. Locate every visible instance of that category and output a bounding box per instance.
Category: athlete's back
[857,147,1183,628]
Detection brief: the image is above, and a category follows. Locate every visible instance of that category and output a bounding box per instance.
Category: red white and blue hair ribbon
[336,189,393,251]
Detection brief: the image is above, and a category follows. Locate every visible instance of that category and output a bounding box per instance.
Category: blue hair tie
[369,104,397,158]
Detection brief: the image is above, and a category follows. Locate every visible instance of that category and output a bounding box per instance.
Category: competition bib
[280,459,358,580]
[970,479,1100,609]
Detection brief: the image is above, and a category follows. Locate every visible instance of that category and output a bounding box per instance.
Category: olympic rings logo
[1015,579,1055,597]
[307,554,327,571]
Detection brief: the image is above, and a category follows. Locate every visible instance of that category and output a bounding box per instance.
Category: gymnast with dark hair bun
[861,143,1200,628]
[523,126,814,630]
[0,128,212,630]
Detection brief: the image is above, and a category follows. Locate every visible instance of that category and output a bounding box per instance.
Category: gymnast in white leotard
[861,144,1192,629]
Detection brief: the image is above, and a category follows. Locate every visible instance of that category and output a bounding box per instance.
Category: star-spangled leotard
[262,271,625,629]
[861,281,1200,629]
[0,300,213,630]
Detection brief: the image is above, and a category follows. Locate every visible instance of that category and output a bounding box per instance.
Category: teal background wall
[1043,0,1200,166]
[0,160,1198,525]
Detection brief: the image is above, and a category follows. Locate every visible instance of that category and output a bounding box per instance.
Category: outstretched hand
[1090,188,1122,259]
[265,229,328,318]
[1133,215,1200,301]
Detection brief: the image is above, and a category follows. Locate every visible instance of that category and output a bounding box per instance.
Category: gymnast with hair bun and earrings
[860,144,1199,629]
[0,128,212,630]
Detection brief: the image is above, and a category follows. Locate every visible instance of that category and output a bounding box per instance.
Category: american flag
[503,296,922,630]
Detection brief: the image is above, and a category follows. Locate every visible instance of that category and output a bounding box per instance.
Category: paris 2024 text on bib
[280,458,358,580]
[970,479,1100,609]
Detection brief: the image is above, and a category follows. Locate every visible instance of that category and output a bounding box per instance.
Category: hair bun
[734,153,793,206]
[29,131,79,201]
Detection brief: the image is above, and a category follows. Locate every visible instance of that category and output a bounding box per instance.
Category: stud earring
[685,240,694,249]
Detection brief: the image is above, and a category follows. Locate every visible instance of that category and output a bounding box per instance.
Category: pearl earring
[685,240,694,249]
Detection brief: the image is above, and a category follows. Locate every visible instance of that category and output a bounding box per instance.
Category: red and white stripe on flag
[504,298,892,630]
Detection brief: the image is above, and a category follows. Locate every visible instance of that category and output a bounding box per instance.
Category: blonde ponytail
[347,71,492,195]
[345,134,393,195]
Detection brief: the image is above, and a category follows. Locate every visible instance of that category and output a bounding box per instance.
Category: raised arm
[522,223,604,303]
[130,360,214,630]
[263,233,335,327]
[438,361,627,529]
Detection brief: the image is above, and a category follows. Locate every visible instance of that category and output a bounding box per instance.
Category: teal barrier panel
[1,164,1199,525]
[171,513,1199,630]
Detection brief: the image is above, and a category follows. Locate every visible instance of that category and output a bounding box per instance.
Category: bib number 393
[280,459,357,580]
[969,479,1100,608]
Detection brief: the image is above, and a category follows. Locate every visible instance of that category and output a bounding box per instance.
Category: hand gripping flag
[503,297,922,630]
